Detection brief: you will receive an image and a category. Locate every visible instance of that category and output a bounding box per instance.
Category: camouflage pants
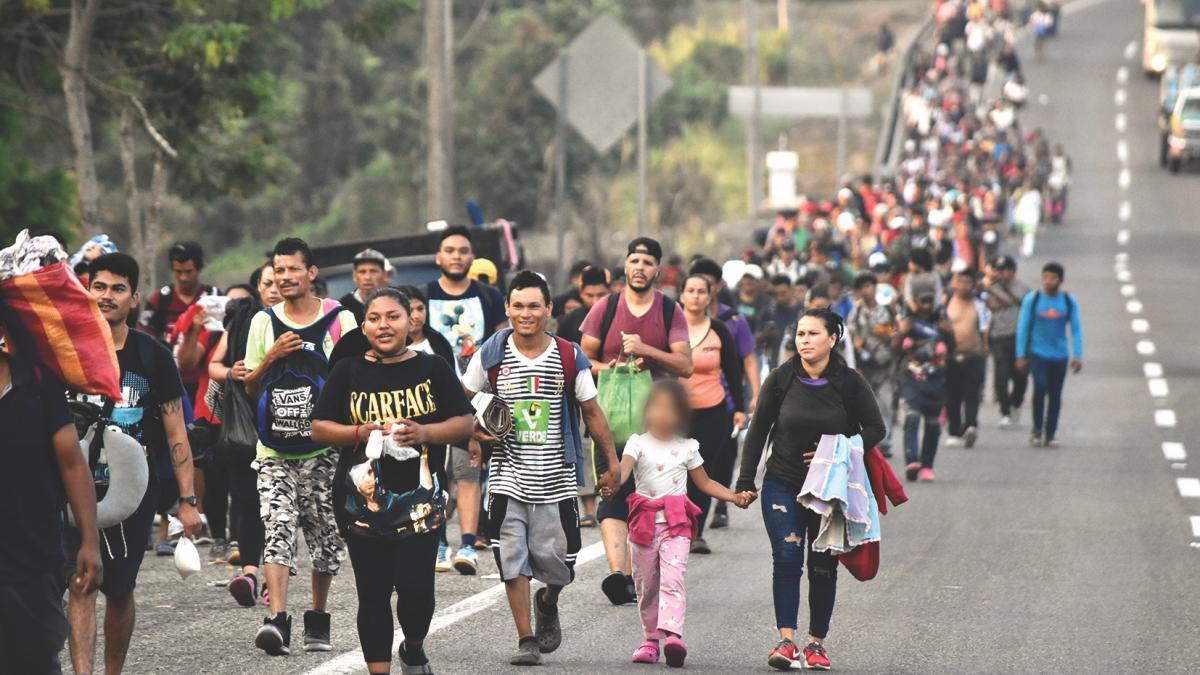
[256,453,344,574]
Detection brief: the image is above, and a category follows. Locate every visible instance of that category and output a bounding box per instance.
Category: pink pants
[630,521,691,640]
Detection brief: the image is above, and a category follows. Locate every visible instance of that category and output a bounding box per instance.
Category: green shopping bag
[596,358,653,447]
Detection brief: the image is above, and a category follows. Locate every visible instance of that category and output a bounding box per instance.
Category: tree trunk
[144,151,169,291]
[424,0,454,222]
[118,105,145,289]
[59,0,101,235]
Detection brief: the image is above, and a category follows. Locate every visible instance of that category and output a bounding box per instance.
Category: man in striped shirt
[462,271,620,667]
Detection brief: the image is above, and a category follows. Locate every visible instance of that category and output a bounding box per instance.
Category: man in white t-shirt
[462,271,620,667]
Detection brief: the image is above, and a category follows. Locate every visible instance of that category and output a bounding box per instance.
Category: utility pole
[425,0,454,222]
[744,0,761,230]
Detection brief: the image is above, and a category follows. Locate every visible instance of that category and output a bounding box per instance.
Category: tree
[0,109,76,244]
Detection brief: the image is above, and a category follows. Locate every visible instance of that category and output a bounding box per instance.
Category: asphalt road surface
[68,1,1200,673]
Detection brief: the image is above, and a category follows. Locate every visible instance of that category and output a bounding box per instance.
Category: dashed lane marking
[1123,41,1137,60]
[1136,340,1155,355]
[1132,319,1149,333]
[1126,299,1142,314]
[1118,166,1130,188]
[1149,378,1169,398]
[1118,201,1130,221]
[1144,362,1163,378]
[1120,284,1136,297]
[1191,516,1200,538]
[1117,66,1128,83]
[1115,88,1127,107]
[1163,442,1187,462]
[1117,269,1132,282]
[1177,477,1200,498]
[1157,409,1177,428]
[1117,229,1130,245]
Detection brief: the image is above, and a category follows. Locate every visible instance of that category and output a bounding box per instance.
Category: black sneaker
[710,509,730,530]
[601,571,634,606]
[303,609,331,652]
[510,636,543,666]
[534,588,562,653]
[690,537,712,554]
[399,641,434,674]
[1029,432,1043,448]
[255,612,291,656]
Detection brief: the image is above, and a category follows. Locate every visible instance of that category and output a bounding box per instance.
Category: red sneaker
[918,467,936,482]
[767,639,801,671]
[803,641,831,670]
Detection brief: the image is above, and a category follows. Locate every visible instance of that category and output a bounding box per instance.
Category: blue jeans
[760,476,837,638]
[1030,356,1068,440]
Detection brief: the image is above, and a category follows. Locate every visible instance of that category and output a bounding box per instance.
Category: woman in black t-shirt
[312,288,473,675]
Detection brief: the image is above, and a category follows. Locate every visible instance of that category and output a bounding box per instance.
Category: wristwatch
[179,496,198,507]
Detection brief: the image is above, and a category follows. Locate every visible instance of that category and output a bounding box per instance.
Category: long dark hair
[364,286,411,316]
[796,307,847,370]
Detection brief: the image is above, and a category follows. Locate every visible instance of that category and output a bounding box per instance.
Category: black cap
[688,257,723,280]
[992,254,1017,271]
[626,237,663,262]
[580,265,607,287]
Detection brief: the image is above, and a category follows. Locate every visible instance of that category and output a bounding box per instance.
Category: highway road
[67,0,1200,672]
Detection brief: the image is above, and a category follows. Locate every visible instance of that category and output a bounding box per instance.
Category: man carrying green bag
[580,237,692,606]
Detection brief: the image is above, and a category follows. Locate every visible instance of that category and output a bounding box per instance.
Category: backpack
[766,358,861,440]
[486,334,579,404]
[596,292,676,359]
[255,303,343,455]
[1022,291,1073,355]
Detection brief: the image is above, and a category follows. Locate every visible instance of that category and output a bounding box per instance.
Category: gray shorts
[486,494,580,587]
[449,444,481,484]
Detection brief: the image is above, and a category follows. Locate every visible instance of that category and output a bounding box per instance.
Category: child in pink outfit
[619,380,756,668]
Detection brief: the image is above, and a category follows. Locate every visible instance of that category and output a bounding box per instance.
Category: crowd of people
[4,1,1088,674]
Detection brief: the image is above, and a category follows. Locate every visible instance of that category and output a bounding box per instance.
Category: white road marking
[1163,442,1187,461]
[1156,409,1177,427]
[1137,340,1155,355]
[1115,113,1127,133]
[1177,477,1200,498]
[1123,41,1138,60]
[1149,378,1169,397]
[1117,229,1130,245]
[1116,139,1128,162]
[1121,284,1136,297]
[1144,362,1163,378]
[302,541,609,675]
[1174,463,1189,470]
[1118,201,1130,221]
[1115,88,1127,107]
[1117,66,1129,83]
[1117,269,1132,282]
[1125,299,1143,314]
[1191,516,1200,537]
[1118,167,1130,188]
[1115,252,1129,263]
[1132,318,1149,333]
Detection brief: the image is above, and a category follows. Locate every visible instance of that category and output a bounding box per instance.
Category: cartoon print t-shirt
[424,279,506,373]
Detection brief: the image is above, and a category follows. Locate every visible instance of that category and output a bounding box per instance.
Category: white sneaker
[963,426,978,448]
[999,416,1013,428]
[435,544,453,573]
[944,436,964,448]
[167,515,184,539]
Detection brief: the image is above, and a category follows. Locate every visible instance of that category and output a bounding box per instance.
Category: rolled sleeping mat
[471,391,513,439]
[68,425,149,529]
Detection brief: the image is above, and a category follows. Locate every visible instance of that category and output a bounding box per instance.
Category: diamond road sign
[533,14,672,153]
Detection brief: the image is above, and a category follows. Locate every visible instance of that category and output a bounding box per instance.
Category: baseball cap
[992,254,1017,271]
[868,251,890,270]
[469,258,498,284]
[626,237,663,262]
[742,264,764,281]
[910,274,937,301]
[352,248,388,268]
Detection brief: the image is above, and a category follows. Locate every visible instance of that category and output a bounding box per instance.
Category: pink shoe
[663,636,687,668]
[631,640,660,663]
[918,467,936,482]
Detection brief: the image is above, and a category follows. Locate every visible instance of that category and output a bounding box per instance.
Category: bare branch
[128,94,177,159]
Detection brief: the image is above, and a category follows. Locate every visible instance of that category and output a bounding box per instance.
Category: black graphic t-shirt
[313,352,473,533]
[71,330,184,462]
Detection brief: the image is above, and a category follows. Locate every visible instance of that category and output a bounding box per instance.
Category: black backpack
[254,304,342,455]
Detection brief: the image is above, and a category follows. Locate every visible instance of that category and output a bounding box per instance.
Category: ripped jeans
[760,475,838,638]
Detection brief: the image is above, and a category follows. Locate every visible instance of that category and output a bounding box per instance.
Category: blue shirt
[1016,291,1083,360]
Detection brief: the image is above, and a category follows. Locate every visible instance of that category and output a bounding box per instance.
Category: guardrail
[873,14,936,172]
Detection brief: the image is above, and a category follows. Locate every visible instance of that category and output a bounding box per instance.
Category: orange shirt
[681,327,725,410]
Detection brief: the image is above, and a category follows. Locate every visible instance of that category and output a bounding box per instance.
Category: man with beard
[425,225,507,575]
[580,237,692,605]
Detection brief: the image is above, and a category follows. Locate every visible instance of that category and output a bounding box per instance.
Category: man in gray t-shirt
[983,255,1030,424]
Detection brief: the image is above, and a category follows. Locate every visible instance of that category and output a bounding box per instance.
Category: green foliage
[0,110,75,244]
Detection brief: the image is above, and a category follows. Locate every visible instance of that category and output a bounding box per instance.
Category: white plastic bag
[365,424,420,462]
[174,537,201,579]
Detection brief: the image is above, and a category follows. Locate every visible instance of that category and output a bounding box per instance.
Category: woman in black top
[735,308,885,672]
[312,288,473,675]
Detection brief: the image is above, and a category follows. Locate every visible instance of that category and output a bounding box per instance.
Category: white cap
[868,251,889,269]
[721,260,747,287]
[742,264,765,280]
[889,216,908,230]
